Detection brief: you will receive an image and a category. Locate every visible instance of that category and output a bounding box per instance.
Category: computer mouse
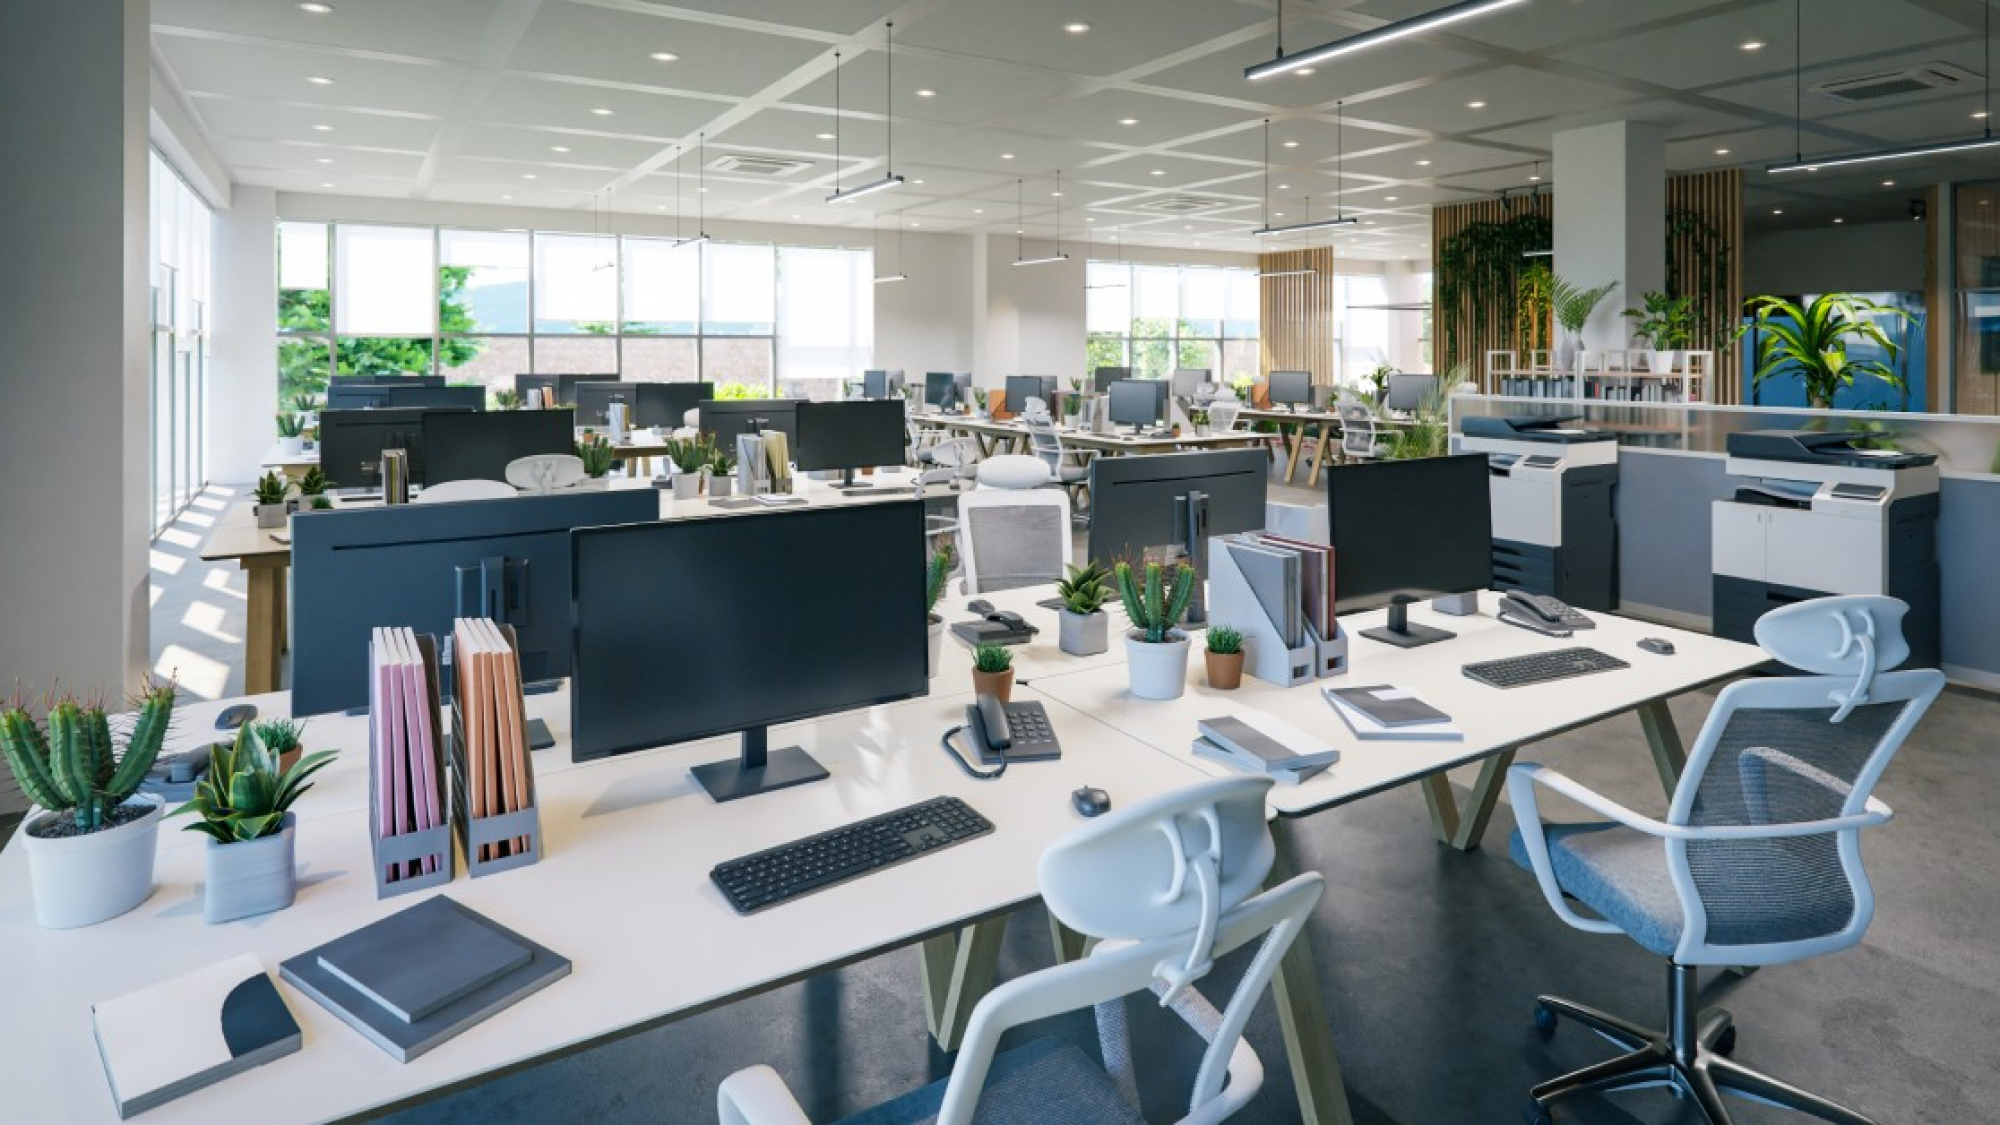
[1638,637,1676,656]
[1071,786,1111,818]
[214,703,258,730]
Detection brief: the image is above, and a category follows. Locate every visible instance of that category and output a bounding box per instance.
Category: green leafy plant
[1188,407,1211,426]
[289,394,320,414]
[1364,362,1397,399]
[1,680,176,833]
[1435,211,1552,368]
[575,435,616,478]
[1378,362,1461,460]
[296,466,331,496]
[172,725,336,844]
[925,542,956,618]
[972,644,1013,674]
[275,413,305,439]
[251,717,306,762]
[253,471,289,506]
[971,388,990,412]
[1622,290,1697,351]
[1551,277,1618,337]
[1114,560,1197,644]
[1056,561,1113,616]
[1205,626,1244,655]
[310,496,333,510]
[493,388,523,410]
[665,435,717,474]
[1737,293,1913,409]
[708,448,735,477]
[714,381,773,401]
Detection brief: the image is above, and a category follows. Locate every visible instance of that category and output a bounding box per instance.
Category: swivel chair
[1508,595,1945,1124]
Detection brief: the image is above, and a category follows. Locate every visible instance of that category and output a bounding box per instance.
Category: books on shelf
[92,954,302,1118]
[1322,684,1463,741]
[281,895,570,1064]
[1194,711,1340,780]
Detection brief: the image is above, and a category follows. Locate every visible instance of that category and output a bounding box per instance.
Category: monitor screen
[1093,366,1131,392]
[1269,371,1312,405]
[422,408,575,485]
[795,400,908,476]
[514,373,603,407]
[1005,375,1048,414]
[570,501,929,765]
[1385,373,1439,413]
[924,372,959,409]
[1325,454,1492,616]
[632,382,712,429]
[1087,450,1269,568]
[699,399,799,447]
[1107,379,1166,428]
[862,370,904,399]
[332,374,444,387]
[318,407,437,489]
[571,382,631,428]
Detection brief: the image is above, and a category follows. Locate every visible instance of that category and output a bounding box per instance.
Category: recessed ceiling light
[1274,211,1285,217]
[312,124,333,132]
[1064,22,1091,34]
[1150,169,1165,176]
[973,208,984,214]
[551,145,570,153]
[1282,140,1300,148]
[315,157,333,164]
[1740,40,1765,51]
[1278,183,1290,190]
[1385,195,1398,201]
[320,182,334,189]
[698,186,708,192]
[655,204,665,210]
[306,76,334,85]
[912,178,925,184]
[298,2,332,12]
[1976,111,1992,119]
[1715,147,1731,155]
[911,221,921,227]
[1882,179,1895,186]
[590,107,614,116]
[523,173,537,180]
[1466,100,1487,109]
[1529,173,1542,181]
[915,88,936,98]
[1296,68,1316,77]
[505,195,515,201]
[1416,159,1432,166]
[1119,118,1139,126]
[1084,217,1094,222]
[791,214,800,220]
[1051,190,1063,197]
[649,51,679,62]
[1772,208,1784,215]
[815,132,837,140]
[1834,217,1845,224]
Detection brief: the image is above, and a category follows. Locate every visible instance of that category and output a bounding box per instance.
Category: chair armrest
[1505,764,1629,937]
[1510,762,1893,847]
[718,1065,812,1125]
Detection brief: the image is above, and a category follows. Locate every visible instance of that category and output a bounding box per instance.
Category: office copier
[1459,415,1619,611]
[1712,430,1939,666]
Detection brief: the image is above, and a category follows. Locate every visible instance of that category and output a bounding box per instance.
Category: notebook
[1196,711,1341,772]
[1324,684,1451,727]
[92,954,301,1119]
[316,895,532,1023]
[1192,738,1330,786]
[1322,685,1463,741]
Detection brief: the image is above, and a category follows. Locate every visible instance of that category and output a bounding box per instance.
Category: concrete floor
[142,468,2000,1124]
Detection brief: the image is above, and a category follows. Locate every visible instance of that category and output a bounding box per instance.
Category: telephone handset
[1498,590,1588,637]
[943,696,1063,779]
[1505,590,1572,624]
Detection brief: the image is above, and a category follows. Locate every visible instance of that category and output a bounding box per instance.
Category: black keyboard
[710,796,994,914]
[1462,646,1630,689]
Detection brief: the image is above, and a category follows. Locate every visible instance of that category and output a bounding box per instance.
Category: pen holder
[447,623,543,879]
[368,633,454,899]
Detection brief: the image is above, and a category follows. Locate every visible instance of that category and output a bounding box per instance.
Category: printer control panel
[1522,455,1562,470]
[1831,483,1887,502]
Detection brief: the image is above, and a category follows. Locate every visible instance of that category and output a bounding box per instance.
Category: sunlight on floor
[155,644,229,701]
[149,584,163,608]
[149,549,185,576]
[156,527,200,550]
[202,569,245,599]
[180,600,239,644]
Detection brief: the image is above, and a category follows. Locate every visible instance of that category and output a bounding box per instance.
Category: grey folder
[314,895,533,1023]
[1225,539,1304,647]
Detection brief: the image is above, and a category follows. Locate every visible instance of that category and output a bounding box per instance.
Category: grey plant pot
[254,503,288,529]
[203,813,298,924]
[709,473,734,498]
[671,473,702,500]
[1058,609,1108,656]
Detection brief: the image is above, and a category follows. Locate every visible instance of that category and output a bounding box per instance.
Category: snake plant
[1,681,176,832]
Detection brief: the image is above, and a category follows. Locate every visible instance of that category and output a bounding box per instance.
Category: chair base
[1526,964,1874,1125]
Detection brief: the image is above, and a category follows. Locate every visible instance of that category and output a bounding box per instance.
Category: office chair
[505,454,585,494]
[1508,595,1945,1125]
[716,776,1325,1125]
[1336,403,1385,462]
[956,488,1071,593]
[1021,417,1095,522]
[411,479,517,504]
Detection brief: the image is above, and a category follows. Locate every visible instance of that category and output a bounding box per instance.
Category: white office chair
[1337,403,1385,462]
[504,454,586,494]
[412,478,517,504]
[1021,417,1095,522]
[717,776,1325,1125]
[976,453,1053,491]
[1509,595,1945,1125]
[957,488,1071,592]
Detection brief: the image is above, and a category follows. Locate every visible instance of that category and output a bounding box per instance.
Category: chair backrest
[976,453,1052,490]
[956,488,1071,592]
[1338,405,1379,458]
[935,777,1324,1125]
[504,454,585,493]
[413,478,517,504]
[1022,417,1064,470]
[1663,595,1944,965]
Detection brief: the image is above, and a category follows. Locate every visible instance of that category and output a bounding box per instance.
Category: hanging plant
[1435,211,1552,370]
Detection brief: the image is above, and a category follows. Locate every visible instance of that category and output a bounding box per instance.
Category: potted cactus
[926,542,955,678]
[1205,626,1245,690]
[1,681,176,928]
[971,645,1015,703]
[575,433,616,479]
[172,724,336,924]
[276,412,307,456]
[294,466,334,511]
[252,470,291,528]
[1055,561,1113,657]
[1116,560,1197,700]
[707,448,737,498]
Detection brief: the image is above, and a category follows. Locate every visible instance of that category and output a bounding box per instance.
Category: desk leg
[278,566,289,655]
[1281,423,1307,484]
[1637,699,1688,796]
[1269,823,1357,1125]
[920,917,1009,1051]
[242,563,285,696]
[1306,424,1335,487]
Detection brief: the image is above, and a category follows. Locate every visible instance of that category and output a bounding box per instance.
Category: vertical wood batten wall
[1258,246,1338,383]
[1432,172,1743,401]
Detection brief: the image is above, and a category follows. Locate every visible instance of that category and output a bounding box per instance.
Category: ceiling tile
[470,75,709,138]
[186,96,441,151]
[153,0,506,64]
[504,5,826,97]
[156,32,465,115]
[898,0,1265,78]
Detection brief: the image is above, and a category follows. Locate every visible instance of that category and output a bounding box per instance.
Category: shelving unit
[1484,349,1712,403]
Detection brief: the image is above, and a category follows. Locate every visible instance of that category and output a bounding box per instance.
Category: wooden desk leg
[920,916,1009,1051]
[1446,749,1519,852]
[1306,423,1335,487]
[1269,823,1357,1125]
[1419,772,1461,844]
[278,565,290,655]
[1281,423,1307,483]
[242,563,285,696]
[1637,698,1688,796]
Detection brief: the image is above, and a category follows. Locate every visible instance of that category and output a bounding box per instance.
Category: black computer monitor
[862,369,905,400]
[1107,379,1167,433]
[290,488,660,716]
[924,371,959,410]
[324,383,397,410]
[1088,450,1267,626]
[1092,366,1131,392]
[1384,373,1439,414]
[572,382,636,428]
[514,373,601,408]
[699,399,799,448]
[1269,370,1312,409]
[1326,454,1493,648]
[570,501,929,802]
[318,407,453,490]
[578,381,712,429]
[795,400,908,488]
[422,408,575,486]
[1005,375,1050,415]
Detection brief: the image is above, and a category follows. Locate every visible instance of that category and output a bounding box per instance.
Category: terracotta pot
[971,666,1014,703]
[278,747,302,774]
[1205,649,1245,690]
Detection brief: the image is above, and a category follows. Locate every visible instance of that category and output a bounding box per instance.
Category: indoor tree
[1739,293,1911,409]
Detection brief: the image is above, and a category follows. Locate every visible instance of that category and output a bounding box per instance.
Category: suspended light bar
[1246,0,1525,81]
[1013,253,1071,266]
[828,174,906,203]
[873,273,908,284]
[1253,216,1357,236]
[1256,267,1319,279]
[1767,133,2000,173]
[1522,248,1554,258]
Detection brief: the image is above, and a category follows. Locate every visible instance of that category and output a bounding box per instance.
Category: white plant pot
[278,436,305,457]
[20,796,164,929]
[203,813,298,924]
[1648,349,1676,375]
[928,616,945,679]
[1125,630,1192,700]
[254,503,288,529]
[1555,335,1580,372]
[1059,609,1109,657]
[1193,423,1212,437]
[671,473,702,500]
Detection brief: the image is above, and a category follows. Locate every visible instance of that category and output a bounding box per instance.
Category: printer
[1459,415,1620,611]
[1712,430,1940,665]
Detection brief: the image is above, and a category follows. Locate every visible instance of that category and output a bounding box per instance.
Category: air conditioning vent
[1135,196,1231,215]
[1812,63,1979,102]
[707,155,813,177]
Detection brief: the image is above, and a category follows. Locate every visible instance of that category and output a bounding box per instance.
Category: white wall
[209,186,277,483]
[149,62,228,211]
[873,232,976,376]
[977,233,1086,384]
[1744,220,1927,295]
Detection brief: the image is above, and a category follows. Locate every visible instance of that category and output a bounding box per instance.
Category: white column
[1554,121,1666,350]
[210,187,277,483]
[0,0,151,691]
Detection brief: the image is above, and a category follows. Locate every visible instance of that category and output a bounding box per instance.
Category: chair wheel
[1532,1003,1558,1038]
[1712,1026,1737,1056]
[1522,1102,1553,1125]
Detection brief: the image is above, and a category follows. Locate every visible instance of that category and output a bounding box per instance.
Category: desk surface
[915,412,1269,452]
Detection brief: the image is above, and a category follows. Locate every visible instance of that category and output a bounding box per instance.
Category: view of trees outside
[1085,261,1258,384]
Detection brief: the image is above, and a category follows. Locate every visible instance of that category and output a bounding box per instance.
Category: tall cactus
[1114,560,1197,644]
[0,680,176,832]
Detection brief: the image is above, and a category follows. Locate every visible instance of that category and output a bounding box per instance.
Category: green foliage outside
[279,265,484,402]
[713,381,773,400]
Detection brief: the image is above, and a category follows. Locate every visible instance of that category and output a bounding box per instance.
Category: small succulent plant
[296,466,331,496]
[1056,561,1113,616]
[253,471,289,507]
[1205,626,1244,655]
[172,724,336,844]
[275,413,305,438]
[575,435,616,478]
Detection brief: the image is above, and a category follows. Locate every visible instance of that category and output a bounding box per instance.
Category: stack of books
[1322,684,1463,741]
[452,619,534,866]
[1192,711,1340,785]
[372,627,447,889]
[280,896,570,1063]
[93,955,301,1117]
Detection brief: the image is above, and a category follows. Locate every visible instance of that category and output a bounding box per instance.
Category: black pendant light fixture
[1014,171,1070,265]
[1252,111,1355,236]
[1247,0,1525,81]
[828,22,906,203]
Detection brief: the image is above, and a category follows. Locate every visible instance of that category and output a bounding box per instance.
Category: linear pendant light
[675,134,709,247]
[1257,267,1318,279]
[828,22,906,203]
[1768,0,1998,172]
[1251,109,1356,236]
[874,211,908,283]
[1014,171,1069,265]
[1247,0,1525,81]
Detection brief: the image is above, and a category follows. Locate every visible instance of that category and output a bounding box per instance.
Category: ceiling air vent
[1811,63,1978,102]
[706,155,813,177]
[1134,196,1230,215]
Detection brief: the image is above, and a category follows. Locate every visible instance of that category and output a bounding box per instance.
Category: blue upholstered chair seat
[1510,823,1683,957]
[835,1038,1143,1125]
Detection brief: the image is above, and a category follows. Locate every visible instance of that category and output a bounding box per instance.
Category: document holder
[369,632,454,899]
[448,622,544,879]
[1207,536,1348,687]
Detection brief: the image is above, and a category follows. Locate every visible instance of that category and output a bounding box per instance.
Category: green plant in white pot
[275,412,307,457]
[1550,277,1617,372]
[173,724,336,924]
[1623,291,1696,374]
[1115,559,1197,700]
[1,681,176,928]
[926,543,955,678]
[252,471,291,529]
[1055,561,1114,657]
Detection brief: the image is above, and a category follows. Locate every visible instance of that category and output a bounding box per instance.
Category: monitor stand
[1360,598,1456,648]
[691,725,829,803]
[829,467,871,491]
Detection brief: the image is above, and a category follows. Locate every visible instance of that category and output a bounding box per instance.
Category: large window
[1086,262,1258,386]
[276,224,872,403]
[1335,273,1391,385]
[150,151,211,535]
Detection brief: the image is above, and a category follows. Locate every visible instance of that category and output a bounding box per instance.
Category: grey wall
[1937,477,2000,681]
[1745,220,1926,295]
[1616,450,1735,621]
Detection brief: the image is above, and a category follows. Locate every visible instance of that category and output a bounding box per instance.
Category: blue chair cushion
[1510,822,1684,958]
[835,1037,1143,1125]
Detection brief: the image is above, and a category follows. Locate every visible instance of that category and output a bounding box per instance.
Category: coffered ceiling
[153,0,2000,260]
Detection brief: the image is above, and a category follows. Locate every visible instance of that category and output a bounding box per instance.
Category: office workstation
[15,2,2000,1124]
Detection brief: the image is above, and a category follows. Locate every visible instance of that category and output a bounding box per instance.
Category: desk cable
[939,726,1007,780]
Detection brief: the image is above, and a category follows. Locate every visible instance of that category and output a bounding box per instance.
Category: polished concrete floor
[135,470,2000,1124]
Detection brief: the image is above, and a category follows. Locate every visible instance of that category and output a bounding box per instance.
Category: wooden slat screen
[1431,194,1553,390]
[1257,246,1338,384]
